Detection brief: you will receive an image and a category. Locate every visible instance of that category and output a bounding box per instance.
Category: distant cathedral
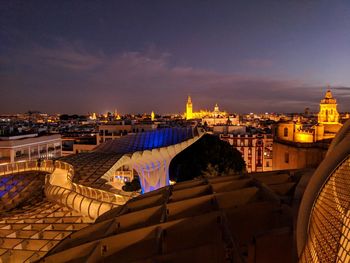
[276,89,342,143]
[185,96,228,120]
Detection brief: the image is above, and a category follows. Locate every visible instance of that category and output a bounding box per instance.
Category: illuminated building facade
[276,90,342,144]
[184,96,230,126]
[220,133,273,172]
[0,134,62,163]
[61,135,97,156]
[318,89,340,124]
[273,89,343,170]
[89,112,97,120]
[272,140,328,170]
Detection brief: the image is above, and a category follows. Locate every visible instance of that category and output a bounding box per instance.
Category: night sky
[1,0,350,114]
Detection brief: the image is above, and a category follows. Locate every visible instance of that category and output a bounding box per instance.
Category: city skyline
[2,1,350,114]
[1,91,349,116]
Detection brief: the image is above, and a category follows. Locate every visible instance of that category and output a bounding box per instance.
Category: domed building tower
[317,89,342,135]
[318,89,339,124]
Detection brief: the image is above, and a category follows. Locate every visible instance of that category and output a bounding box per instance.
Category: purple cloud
[243,58,273,68]
[1,42,349,114]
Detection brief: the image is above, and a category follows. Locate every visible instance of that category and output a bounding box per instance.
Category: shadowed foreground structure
[297,119,350,262]
[0,162,94,262]
[42,169,308,262]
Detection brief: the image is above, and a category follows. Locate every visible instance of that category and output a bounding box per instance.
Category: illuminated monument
[273,89,343,170]
[185,96,228,121]
[186,95,193,120]
[276,89,342,144]
[318,89,340,124]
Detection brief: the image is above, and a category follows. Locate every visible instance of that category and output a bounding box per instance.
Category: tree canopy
[122,176,141,192]
[169,134,245,182]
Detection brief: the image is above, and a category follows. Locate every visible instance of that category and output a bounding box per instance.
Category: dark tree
[169,134,245,182]
[59,114,69,121]
[122,177,141,192]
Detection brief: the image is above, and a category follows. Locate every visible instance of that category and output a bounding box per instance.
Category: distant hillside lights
[89,112,97,120]
[89,110,122,122]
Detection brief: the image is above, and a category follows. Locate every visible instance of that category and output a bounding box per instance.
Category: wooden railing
[0,160,55,176]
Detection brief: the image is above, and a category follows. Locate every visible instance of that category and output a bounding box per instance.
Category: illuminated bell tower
[151,111,155,121]
[186,96,193,120]
[214,103,219,112]
[318,89,339,124]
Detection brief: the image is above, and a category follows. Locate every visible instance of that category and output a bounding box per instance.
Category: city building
[220,133,273,172]
[184,96,231,125]
[273,89,342,170]
[212,125,246,135]
[0,133,62,163]
[272,140,328,170]
[275,90,342,144]
[97,121,157,144]
[61,134,97,156]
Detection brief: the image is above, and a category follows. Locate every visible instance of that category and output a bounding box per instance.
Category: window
[284,152,289,163]
[266,161,270,167]
[284,127,288,137]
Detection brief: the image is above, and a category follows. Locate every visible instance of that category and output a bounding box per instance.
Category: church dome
[321,89,337,104]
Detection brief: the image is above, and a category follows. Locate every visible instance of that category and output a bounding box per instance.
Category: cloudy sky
[1,0,350,114]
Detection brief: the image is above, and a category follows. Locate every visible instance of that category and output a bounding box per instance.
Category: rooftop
[94,127,197,154]
[42,169,312,262]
